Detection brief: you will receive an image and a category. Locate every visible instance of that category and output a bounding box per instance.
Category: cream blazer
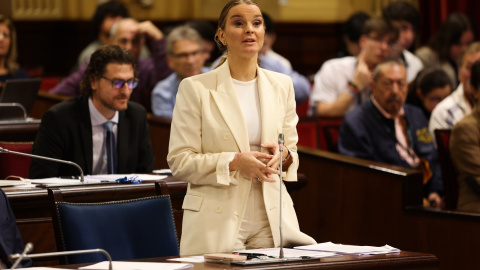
[168,60,316,256]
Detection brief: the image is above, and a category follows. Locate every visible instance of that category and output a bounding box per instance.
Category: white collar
[88,98,119,126]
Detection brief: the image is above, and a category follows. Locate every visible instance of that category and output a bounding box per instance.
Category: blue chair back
[55,195,179,264]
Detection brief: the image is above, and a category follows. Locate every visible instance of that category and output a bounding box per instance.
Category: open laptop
[0,78,42,122]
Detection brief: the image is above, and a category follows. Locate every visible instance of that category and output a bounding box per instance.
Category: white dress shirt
[88,98,119,174]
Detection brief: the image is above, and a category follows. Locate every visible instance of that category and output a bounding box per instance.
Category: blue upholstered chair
[49,184,179,264]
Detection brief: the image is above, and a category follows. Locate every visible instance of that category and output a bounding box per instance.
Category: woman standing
[168,0,315,256]
[0,15,28,90]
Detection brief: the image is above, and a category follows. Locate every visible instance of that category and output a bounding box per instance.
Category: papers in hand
[295,242,400,255]
[79,261,193,270]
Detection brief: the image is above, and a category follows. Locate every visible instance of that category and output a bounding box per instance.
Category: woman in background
[415,13,474,87]
[450,60,480,213]
[406,67,452,120]
[0,15,28,90]
[168,0,315,256]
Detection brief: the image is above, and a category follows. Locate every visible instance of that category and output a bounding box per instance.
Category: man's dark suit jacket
[338,101,443,196]
[29,95,155,178]
[0,189,32,268]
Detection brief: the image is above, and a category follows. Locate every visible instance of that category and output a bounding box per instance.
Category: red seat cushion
[0,142,33,179]
[297,121,317,148]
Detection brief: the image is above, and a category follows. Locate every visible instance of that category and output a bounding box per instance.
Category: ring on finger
[255,178,260,182]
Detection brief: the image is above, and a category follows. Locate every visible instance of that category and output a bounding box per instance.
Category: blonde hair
[0,15,19,73]
[213,0,259,69]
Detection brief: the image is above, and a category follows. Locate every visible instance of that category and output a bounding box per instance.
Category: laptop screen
[0,78,42,120]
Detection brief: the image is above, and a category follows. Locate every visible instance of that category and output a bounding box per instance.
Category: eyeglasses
[171,50,202,60]
[101,76,139,89]
[380,79,407,89]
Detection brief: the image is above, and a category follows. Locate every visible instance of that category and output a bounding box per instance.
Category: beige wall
[7,0,418,22]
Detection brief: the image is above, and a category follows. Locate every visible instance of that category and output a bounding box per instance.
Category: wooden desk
[0,92,67,142]
[293,146,480,270]
[4,177,187,266]
[0,121,40,141]
[58,251,438,269]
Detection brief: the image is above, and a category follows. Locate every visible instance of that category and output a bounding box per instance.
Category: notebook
[0,78,42,120]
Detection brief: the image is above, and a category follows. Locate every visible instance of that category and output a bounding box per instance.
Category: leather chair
[434,129,458,210]
[0,141,33,179]
[48,182,179,264]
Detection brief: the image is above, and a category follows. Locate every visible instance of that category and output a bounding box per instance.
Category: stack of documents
[295,242,400,255]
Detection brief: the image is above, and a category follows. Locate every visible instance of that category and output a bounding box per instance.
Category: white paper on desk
[29,174,167,185]
[152,169,172,174]
[29,178,84,185]
[295,242,400,255]
[85,174,168,181]
[233,247,339,258]
[79,261,193,270]
[0,180,32,187]
[168,256,205,263]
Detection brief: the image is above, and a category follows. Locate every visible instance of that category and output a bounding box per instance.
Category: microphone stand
[0,147,85,183]
[0,103,27,120]
[278,134,285,259]
[9,242,32,269]
[9,243,113,270]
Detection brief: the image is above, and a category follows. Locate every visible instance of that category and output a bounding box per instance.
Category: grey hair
[166,25,204,55]
[373,59,406,82]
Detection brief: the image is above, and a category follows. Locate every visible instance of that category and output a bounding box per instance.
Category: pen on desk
[233,252,274,259]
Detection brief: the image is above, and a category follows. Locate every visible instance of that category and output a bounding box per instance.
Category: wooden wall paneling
[293,146,480,270]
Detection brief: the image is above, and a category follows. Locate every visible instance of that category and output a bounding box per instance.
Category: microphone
[0,103,27,119]
[9,244,113,270]
[278,133,284,259]
[10,242,33,269]
[0,146,85,183]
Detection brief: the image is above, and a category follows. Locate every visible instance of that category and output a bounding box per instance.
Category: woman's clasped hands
[229,142,283,183]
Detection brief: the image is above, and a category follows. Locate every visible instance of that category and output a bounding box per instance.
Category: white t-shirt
[233,78,262,152]
[403,50,423,83]
[309,56,371,115]
[429,83,472,141]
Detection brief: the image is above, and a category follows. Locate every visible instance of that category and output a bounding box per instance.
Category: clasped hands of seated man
[229,142,290,183]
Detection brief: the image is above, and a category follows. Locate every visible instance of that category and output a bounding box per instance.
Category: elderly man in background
[338,60,443,207]
[51,18,172,111]
[151,25,209,119]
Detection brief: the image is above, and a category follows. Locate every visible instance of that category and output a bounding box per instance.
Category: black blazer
[29,96,155,178]
[0,189,32,268]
